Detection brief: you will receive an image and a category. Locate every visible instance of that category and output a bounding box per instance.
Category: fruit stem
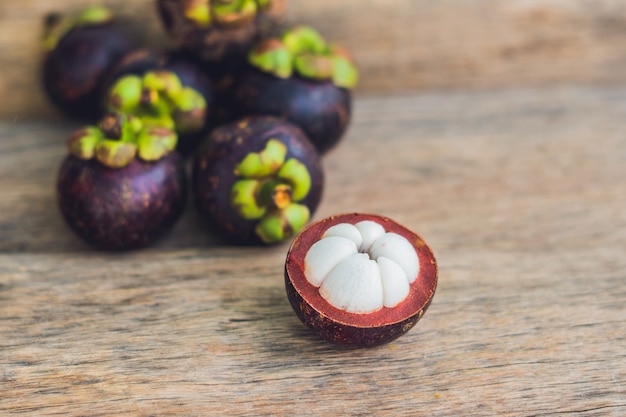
[99,113,124,140]
[259,180,292,209]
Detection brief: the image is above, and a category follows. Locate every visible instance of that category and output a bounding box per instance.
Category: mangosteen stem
[259,179,292,210]
[99,113,124,140]
[140,88,159,108]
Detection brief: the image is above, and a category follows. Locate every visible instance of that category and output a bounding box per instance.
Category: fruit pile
[42,2,437,348]
[44,3,356,249]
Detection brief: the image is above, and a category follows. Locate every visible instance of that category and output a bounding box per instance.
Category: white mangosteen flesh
[303,222,420,313]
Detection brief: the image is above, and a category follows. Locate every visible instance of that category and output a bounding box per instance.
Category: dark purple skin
[42,24,137,121]
[192,116,324,245]
[232,68,352,154]
[102,49,215,155]
[57,153,187,250]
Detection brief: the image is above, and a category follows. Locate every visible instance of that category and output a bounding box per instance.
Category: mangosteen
[156,0,286,70]
[285,213,438,348]
[192,116,324,245]
[41,6,138,121]
[231,26,358,154]
[57,112,187,250]
[104,50,214,155]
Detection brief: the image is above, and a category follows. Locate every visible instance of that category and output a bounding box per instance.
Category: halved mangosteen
[192,116,324,245]
[41,6,138,121]
[285,213,438,348]
[232,26,358,154]
[57,113,187,250]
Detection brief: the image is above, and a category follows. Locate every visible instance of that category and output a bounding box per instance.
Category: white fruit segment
[368,232,420,283]
[303,221,420,313]
[319,254,383,314]
[355,220,385,251]
[322,223,363,249]
[378,256,410,308]
[304,236,358,287]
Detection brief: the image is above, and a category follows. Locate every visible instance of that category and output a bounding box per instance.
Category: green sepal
[255,204,310,244]
[184,0,211,27]
[171,87,206,133]
[294,54,335,80]
[234,139,287,178]
[108,75,143,113]
[75,6,113,26]
[277,158,311,201]
[95,140,138,168]
[140,114,176,131]
[214,0,258,26]
[143,71,183,98]
[231,179,267,220]
[256,0,272,9]
[248,40,293,79]
[137,127,178,161]
[332,55,359,89]
[282,26,327,56]
[282,203,311,236]
[67,127,104,160]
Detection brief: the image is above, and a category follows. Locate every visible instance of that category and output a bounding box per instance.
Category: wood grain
[1,86,625,415]
[3,0,626,119]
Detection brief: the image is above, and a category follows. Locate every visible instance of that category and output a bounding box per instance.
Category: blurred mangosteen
[57,112,187,250]
[156,0,286,70]
[41,6,138,121]
[231,26,358,154]
[192,116,324,245]
[103,50,214,155]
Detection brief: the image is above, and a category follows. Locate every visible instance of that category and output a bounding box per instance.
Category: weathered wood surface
[3,0,626,119]
[1,86,625,415]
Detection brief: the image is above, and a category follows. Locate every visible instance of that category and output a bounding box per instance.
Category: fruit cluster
[43,2,437,348]
[44,2,356,248]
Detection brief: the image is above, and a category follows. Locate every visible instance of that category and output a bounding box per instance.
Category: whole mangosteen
[232,26,358,154]
[104,50,214,155]
[57,112,187,250]
[285,213,438,348]
[192,116,324,245]
[156,0,286,70]
[41,6,138,121]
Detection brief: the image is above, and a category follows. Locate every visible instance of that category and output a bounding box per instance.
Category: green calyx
[67,113,178,169]
[183,0,271,28]
[230,139,313,244]
[248,26,359,89]
[43,6,114,52]
[107,71,207,135]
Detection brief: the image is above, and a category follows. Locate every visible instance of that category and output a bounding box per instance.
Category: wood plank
[1,86,625,415]
[2,0,626,119]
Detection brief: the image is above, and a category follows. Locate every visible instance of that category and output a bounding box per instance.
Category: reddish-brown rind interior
[285,213,438,347]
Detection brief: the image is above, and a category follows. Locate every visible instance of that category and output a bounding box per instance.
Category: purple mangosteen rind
[284,213,438,349]
[233,69,351,154]
[192,116,324,245]
[156,0,286,67]
[103,49,215,155]
[57,152,187,250]
[41,6,138,121]
[232,26,357,154]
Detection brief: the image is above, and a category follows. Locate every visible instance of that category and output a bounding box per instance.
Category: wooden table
[1,1,625,415]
